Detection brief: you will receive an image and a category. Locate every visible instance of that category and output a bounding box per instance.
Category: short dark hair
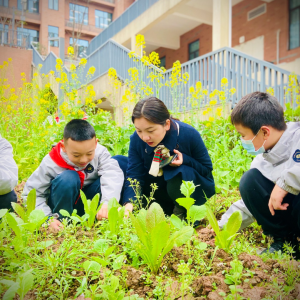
[63,119,96,141]
[132,97,170,125]
[231,92,287,134]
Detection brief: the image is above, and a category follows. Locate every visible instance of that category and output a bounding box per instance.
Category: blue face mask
[241,130,266,156]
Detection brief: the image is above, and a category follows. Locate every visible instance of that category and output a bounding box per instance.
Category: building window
[0,24,9,44]
[0,0,8,7]
[48,25,58,47]
[70,3,88,25]
[49,0,58,10]
[160,56,166,68]
[188,40,199,60]
[95,10,112,28]
[70,37,89,56]
[18,0,39,13]
[290,0,300,49]
[17,27,39,46]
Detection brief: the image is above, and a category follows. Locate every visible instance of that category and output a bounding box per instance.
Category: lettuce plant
[107,198,125,235]
[206,206,242,253]
[11,189,36,223]
[171,181,207,228]
[130,202,193,274]
[80,190,101,228]
[0,269,34,300]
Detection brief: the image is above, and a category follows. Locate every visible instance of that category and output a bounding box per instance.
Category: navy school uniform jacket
[122,120,215,205]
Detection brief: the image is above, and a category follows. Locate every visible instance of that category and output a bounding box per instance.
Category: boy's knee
[53,170,81,189]
[0,190,17,210]
[239,168,261,196]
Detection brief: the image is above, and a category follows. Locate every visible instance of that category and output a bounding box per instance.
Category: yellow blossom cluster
[189,81,208,108]
[108,68,121,90]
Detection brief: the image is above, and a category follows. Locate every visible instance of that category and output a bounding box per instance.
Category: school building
[0,0,299,118]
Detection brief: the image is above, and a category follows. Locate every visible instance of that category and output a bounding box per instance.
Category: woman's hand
[170,149,183,167]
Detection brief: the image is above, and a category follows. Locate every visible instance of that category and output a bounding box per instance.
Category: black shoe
[261,235,300,260]
[193,220,200,228]
[261,236,285,255]
[173,206,186,221]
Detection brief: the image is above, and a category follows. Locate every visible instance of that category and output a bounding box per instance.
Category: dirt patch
[238,252,271,271]
[192,275,229,297]
[15,181,25,202]
[197,227,215,242]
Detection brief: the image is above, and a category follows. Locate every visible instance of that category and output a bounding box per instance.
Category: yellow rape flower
[88,66,96,75]
[209,117,215,122]
[221,78,228,85]
[135,34,146,50]
[70,64,76,71]
[68,46,74,55]
[230,88,236,94]
[79,58,87,66]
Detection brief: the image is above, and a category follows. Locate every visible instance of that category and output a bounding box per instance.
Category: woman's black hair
[132,97,177,125]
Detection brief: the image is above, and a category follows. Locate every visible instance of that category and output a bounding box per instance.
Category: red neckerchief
[49,142,85,204]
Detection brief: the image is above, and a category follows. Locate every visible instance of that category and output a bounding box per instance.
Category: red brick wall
[155,0,300,69]
[0,46,32,90]
[232,0,300,64]
[154,24,212,69]
[113,0,135,20]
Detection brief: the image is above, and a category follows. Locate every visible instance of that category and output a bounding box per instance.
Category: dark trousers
[48,170,101,218]
[112,155,187,216]
[143,173,185,216]
[0,190,17,210]
[240,168,300,238]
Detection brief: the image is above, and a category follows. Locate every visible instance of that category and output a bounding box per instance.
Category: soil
[3,185,300,299]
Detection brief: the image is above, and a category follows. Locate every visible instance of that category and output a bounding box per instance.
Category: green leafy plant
[107,198,125,235]
[220,259,252,299]
[0,269,34,300]
[59,208,89,225]
[5,213,27,251]
[91,238,117,269]
[170,181,207,228]
[130,202,194,274]
[206,206,242,253]
[9,188,47,234]
[11,189,36,223]
[80,190,101,228]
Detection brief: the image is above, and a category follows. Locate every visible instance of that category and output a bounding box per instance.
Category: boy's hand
[97,203,108,220]
[170,149,183,167]
[49,219,63,232]
[268,184,289,216]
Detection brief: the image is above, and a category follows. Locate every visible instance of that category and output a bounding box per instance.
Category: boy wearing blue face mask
[220,92,300,258]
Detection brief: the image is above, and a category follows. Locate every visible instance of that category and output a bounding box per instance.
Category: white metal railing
[32,39,300,110]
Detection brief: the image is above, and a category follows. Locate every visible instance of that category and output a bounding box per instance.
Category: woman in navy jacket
[114,97,215,218]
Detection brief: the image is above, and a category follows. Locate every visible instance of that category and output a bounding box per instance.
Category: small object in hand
[159,154,178,168]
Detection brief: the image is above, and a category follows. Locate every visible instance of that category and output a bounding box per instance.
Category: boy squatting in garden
[219,92,300,256]
[0,134,18,210]
[22,119,124,231]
